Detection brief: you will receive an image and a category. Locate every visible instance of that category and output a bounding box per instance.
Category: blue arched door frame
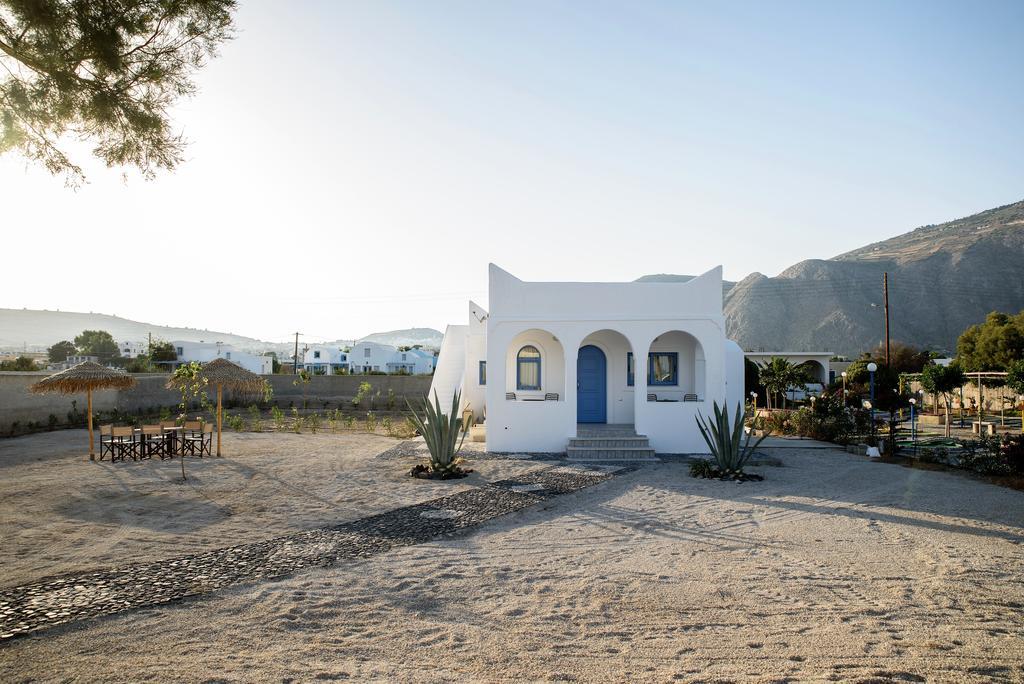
[577,345,607,423]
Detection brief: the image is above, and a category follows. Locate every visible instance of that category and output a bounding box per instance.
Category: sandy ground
[2,433,1024,682]
[0,429,539,588]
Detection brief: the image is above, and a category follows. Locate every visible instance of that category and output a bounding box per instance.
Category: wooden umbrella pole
[217,383,223,457]
[87,389,94,461]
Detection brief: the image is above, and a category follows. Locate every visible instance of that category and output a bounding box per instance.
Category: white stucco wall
[479,265,731,454]
[461,301,488,421]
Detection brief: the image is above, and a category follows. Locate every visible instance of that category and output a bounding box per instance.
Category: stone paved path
[0,464,622,642]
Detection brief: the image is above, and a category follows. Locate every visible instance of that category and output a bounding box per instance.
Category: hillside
[0,309,268,352]
[0,309,444,354]
[645,200,1024,356]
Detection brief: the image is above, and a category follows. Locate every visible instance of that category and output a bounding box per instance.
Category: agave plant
[695,401,768,475]
[405,390,468,476]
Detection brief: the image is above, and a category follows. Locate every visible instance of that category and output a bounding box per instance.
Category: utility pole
[883,272,891,367]
[293,332,301,375]
[148,332,152,356]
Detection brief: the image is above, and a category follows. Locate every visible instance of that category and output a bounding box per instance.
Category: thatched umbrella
[191,358,265,457]
[30,361,136,460]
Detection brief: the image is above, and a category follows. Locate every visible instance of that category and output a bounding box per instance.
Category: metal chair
[184,423,213,457]
[140,425,168,459]
[98,425,115,461]
[111,426,137,461]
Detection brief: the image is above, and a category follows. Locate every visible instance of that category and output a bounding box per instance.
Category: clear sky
[2,0,1022,343]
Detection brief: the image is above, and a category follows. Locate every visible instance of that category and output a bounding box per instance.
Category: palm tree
[757,357,808,410]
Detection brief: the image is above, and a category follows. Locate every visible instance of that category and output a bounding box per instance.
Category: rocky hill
[645,200,1024,356]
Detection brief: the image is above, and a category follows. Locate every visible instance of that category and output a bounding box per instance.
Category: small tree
[74,330,120,363]
[293,369,311,408]
[1006,360,1024,434]
[757,357,807,410]
[47,340,76,363]
[920,364,967,437]
[169,362,213,479]
[150,341,177,363]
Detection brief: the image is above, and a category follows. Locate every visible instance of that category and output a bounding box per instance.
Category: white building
[349,341,396,374]
[743,351,832,399]
[117,340,148,359]
[303,346,349,374]
[430,264,745,455]
[386,348,437,375]
[171,341,274,375]
[345,342,436,375]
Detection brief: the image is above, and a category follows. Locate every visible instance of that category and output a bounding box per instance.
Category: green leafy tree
[865,341,932,374]
[150,340,177,363]
[956,311,1024,371]
[47,340,75,363]
[73,330,120,362]
[757,357,808,410]
[919,363,967,437]
[1006,360,1024,434]
[123,355,157,372]
[0,0,236,185]
[0,355,38,370]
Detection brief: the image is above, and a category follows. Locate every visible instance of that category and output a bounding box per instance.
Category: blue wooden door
[577,345,607,423]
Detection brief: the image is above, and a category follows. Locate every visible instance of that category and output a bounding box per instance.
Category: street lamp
[841,371,848,405]
[908,397,917,453]
[867,362,878,429]
[750,390,758,414]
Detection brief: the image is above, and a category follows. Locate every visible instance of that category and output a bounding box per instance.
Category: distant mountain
[0,309,270,352]
[357,328,443,349]
[634,273,736,296]
[0,310,444,355]
[642,200,1024,356]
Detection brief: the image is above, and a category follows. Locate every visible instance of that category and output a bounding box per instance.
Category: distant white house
[303,346,349,375]
[117,340,148,359]
[743,351,832,399]
[170,341,273,375]
[386,347,436,375]
[51,354,100,370]
[430,264,745,455]
[347,341,437,375]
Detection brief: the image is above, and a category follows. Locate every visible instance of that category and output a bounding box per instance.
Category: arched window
[516,345,542,390]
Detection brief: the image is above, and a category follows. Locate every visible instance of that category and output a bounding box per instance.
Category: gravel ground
[1,433,1023,682]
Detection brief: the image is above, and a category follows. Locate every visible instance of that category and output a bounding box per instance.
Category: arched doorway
[577,345,607,423]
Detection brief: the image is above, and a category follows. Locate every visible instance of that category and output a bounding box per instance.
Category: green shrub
[226,414,245,432]
[695,401,767,475]
[271,405,285,431]
[308,413,321,434]
[365,412,377,433]
[406,390,468,477]
[689,459,716,478]
[352,382,372,409]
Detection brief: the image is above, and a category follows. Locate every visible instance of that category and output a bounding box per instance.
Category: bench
[971,421,996,436]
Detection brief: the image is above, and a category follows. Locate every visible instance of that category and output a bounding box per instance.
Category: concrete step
[568,438,651,448]
[566,445,658,461]
[575,429,646,438]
